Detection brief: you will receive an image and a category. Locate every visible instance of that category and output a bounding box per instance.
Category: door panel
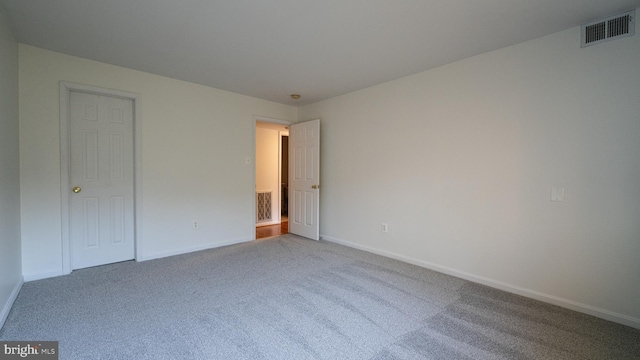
[288,119,320,240]
[110,195,126,244]
[69,91,134,270]
[83,197,100,248]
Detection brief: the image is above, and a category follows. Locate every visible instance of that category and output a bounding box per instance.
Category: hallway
[256,221,288,239]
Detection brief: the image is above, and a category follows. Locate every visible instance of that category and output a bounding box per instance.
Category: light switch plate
[551,187,565,202]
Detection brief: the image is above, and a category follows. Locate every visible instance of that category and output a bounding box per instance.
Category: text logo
[0,342,58,359]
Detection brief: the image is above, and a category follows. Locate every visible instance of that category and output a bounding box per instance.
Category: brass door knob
[72,186,82,193]
[312,184,320,189]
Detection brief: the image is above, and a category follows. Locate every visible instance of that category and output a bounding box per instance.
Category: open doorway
[281,134,289,222]
[255,121,289,239]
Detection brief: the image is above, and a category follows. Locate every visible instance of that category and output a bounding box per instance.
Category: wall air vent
[256,191,272,222]
[582,10,635,47]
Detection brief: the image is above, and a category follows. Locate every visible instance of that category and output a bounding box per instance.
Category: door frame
[252,115,292,239]
[59,82,142,274]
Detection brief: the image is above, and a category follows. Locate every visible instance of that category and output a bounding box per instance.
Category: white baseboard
[22,238,255,281]
[138,237,253,262]
[0,277,23,331]
[321,234,640,330]
[23,269,66,282]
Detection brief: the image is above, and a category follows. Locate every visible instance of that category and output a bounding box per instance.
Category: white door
[289,119,320,240]
[69,91,135,270]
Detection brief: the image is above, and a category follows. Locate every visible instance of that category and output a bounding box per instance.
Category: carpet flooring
[2,234,639,359]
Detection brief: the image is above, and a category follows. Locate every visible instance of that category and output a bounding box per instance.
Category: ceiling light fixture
[290,94,301,100]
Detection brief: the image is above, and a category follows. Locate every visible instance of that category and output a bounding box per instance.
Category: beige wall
[19,45,297,280]
[256,126,281,224]
[299,25,640,327]
[0,6,22,328]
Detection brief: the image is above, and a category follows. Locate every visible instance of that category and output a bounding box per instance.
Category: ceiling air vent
[582,10,635,47]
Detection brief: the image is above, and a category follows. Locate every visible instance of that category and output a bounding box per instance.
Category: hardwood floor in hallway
[256,221,288,239]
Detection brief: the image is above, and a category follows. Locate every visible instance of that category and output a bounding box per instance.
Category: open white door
[288,119,320,240]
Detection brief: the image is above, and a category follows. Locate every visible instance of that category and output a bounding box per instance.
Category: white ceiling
[2,0,639,106]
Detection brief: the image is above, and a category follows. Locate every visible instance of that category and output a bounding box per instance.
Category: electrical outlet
[381,223,388,233]
[192,221,199,230]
